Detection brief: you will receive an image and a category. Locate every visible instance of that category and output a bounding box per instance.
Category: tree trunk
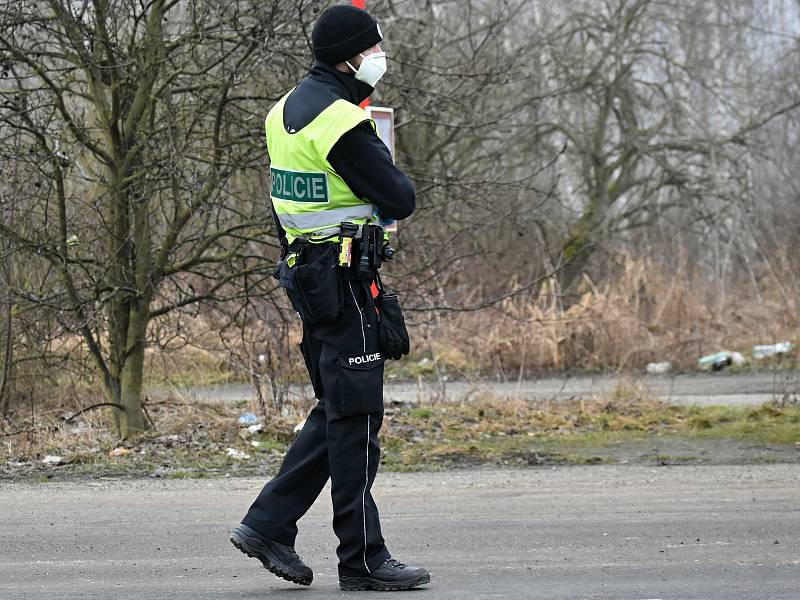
[116,300,149,438]
[558,197,600,303]
[105,294,150,439]
[118,339,147,436]
[558,240,596,301]
[0,257,13,415]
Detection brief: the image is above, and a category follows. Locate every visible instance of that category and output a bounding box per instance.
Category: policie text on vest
[271,167,329,203]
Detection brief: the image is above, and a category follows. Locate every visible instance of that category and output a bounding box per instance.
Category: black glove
[377,292,410,360]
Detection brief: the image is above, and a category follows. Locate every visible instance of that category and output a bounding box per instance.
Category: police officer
[230,4,430,592]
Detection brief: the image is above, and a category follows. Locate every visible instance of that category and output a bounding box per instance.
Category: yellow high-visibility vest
[265,91,379,245]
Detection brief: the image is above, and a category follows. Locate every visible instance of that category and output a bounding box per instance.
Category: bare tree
[377,0,800,308]
[0,0,310,437]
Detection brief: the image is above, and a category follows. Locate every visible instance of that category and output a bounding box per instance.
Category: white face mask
[346,52,387,87]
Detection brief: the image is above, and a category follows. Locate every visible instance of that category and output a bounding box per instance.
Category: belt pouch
[291,244,343,324]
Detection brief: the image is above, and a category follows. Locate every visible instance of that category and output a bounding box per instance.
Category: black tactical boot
[339,557,430,591]
[230,523,313,586]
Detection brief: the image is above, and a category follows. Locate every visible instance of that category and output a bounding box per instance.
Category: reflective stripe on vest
[277,203,376,235]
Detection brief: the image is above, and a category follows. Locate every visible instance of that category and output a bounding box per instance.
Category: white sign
[366,106,395,160]
[366,106,398,232]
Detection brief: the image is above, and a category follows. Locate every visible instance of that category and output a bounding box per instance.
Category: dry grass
[379,381,800,470]
[430,255,799,374]
[4,378,799,478]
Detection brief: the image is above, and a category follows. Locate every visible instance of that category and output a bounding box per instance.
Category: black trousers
[242,275,390,577]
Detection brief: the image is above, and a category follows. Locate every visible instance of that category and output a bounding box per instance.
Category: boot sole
[339,572,430,591]
[230,527,312,586]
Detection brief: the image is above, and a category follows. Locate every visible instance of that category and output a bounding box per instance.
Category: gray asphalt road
[2,465,798,599]
[152,371,800,407]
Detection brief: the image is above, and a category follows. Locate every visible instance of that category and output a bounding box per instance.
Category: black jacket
[282,62,415,221]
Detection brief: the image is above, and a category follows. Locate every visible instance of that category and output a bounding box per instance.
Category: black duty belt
[275,222,395,286]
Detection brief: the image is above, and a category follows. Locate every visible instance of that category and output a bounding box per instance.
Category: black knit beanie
[312,5,383,65]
